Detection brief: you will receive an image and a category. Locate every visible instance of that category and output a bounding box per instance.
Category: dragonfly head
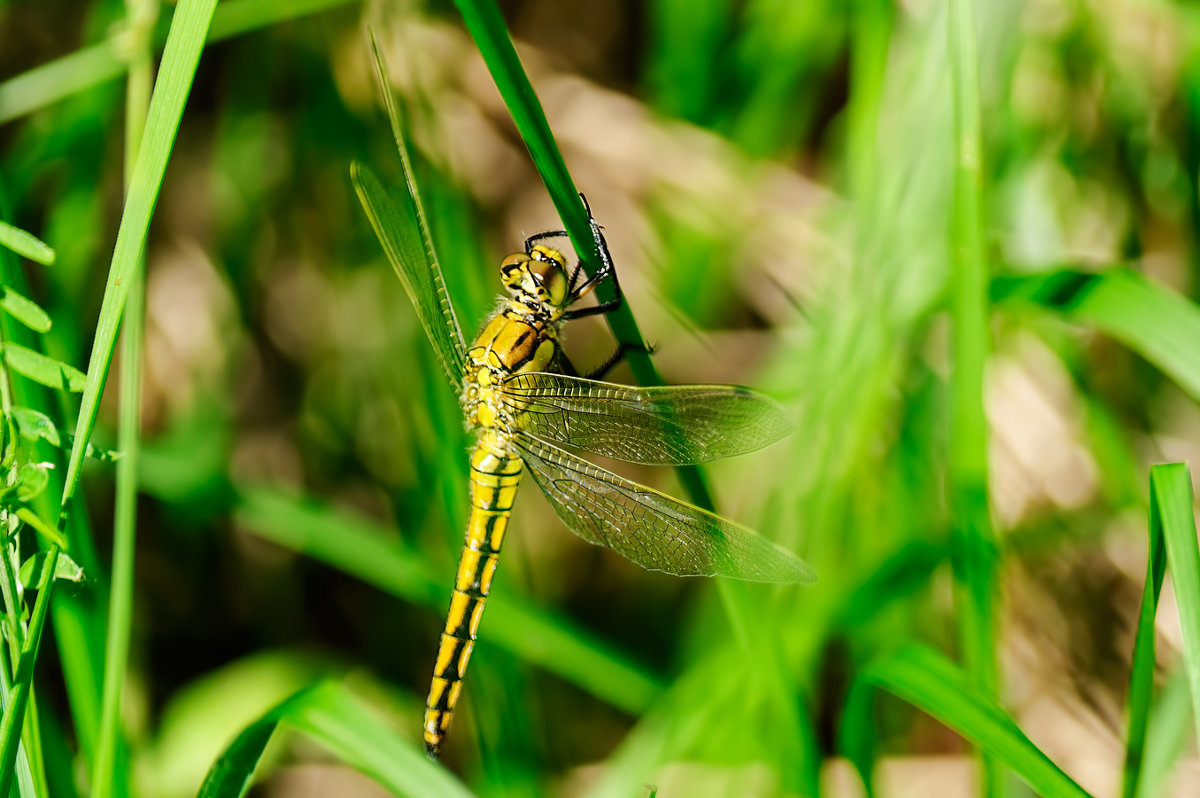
[500,245,569,308]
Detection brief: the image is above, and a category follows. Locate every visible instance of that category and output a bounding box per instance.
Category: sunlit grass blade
[284,682,473,798]
[0,547,58,797]
[1150,464,1200,747]
[234,487,663,715]
[1135,670,1194,798]
[1121,466,1168,798]
[197,681,473,798]
[194,689,287,798]
[0,222,54,266]
[995,268,1200,404]
[864,645,1093,798]
[60,0,218,514]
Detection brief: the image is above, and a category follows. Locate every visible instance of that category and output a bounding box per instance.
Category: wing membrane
[352,161,467,392]
[502,372,793,465]
[514,432,814,583]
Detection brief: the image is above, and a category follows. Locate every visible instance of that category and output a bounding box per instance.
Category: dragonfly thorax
[462,302,561,436]
[499,245,569,311]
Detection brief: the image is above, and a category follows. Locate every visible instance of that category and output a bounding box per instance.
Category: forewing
[502,372,793,465]
[514,432,815,583]
[352,161,467,392]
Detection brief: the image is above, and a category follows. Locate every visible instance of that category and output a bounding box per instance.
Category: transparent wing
[514,432,815,583]
[501,372,793,465]
[352,161,467,392]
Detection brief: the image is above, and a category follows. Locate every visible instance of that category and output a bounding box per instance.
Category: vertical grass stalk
[93,3,157,794]
[1151,464,1200,746]
[946,0,1000,794]
[1121,470,1168,798]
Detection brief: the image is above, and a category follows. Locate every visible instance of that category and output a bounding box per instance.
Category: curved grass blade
[60,0,218,513]
[1135,670,1194,798]
[1150,464,1200,747]
[197,681,473,798]
[863,645,1093,798]
[994,268,1200,405]
[1122,466,1169,798]
[503,372,793,465]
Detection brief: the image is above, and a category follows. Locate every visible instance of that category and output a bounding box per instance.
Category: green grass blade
[205,0,355,41]
[234,486,663,715]
[946,0,999,793]
[60,0,218,514]
[450,0,595,275]
[283,682,474,798]
[194,689,289,798]
[1121,469,1169,798]
[995,269,1200,405]
[0,223,54,267]
[450,0,713,511]
[0,0,356,125]
[1136,670,1194,798]
[0,547,58,797]
[93,268,144,798]
[197,681,472,798]
[864,645,1093,798]
[448,2,657,374]
[1151,464,1200,747]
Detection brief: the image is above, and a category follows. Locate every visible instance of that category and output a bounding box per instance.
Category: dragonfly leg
[524,229,567,254]
[561,300,622,321]
[583,341,656,380]
[568,209,620,303]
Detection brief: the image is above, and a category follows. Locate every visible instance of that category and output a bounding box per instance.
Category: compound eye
[528,247,569,305]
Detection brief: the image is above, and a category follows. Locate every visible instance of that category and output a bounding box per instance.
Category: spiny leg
[524,229,567,254]
[583,341,656,381]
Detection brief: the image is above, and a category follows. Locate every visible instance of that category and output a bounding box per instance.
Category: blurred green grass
[2,0,1200,796]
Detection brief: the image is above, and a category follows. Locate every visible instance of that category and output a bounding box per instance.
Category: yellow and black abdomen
[424,304,557,757]
[423,433,523,756]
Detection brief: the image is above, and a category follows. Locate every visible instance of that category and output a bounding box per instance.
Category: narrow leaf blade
[864,645,1093,798]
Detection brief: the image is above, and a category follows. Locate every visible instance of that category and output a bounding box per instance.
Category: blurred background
[2,0,1200,795]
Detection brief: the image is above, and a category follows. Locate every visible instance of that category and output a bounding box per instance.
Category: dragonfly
[352,163,815,758]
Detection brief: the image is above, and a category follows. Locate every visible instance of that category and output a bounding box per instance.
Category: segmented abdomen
[423,437,523,757]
